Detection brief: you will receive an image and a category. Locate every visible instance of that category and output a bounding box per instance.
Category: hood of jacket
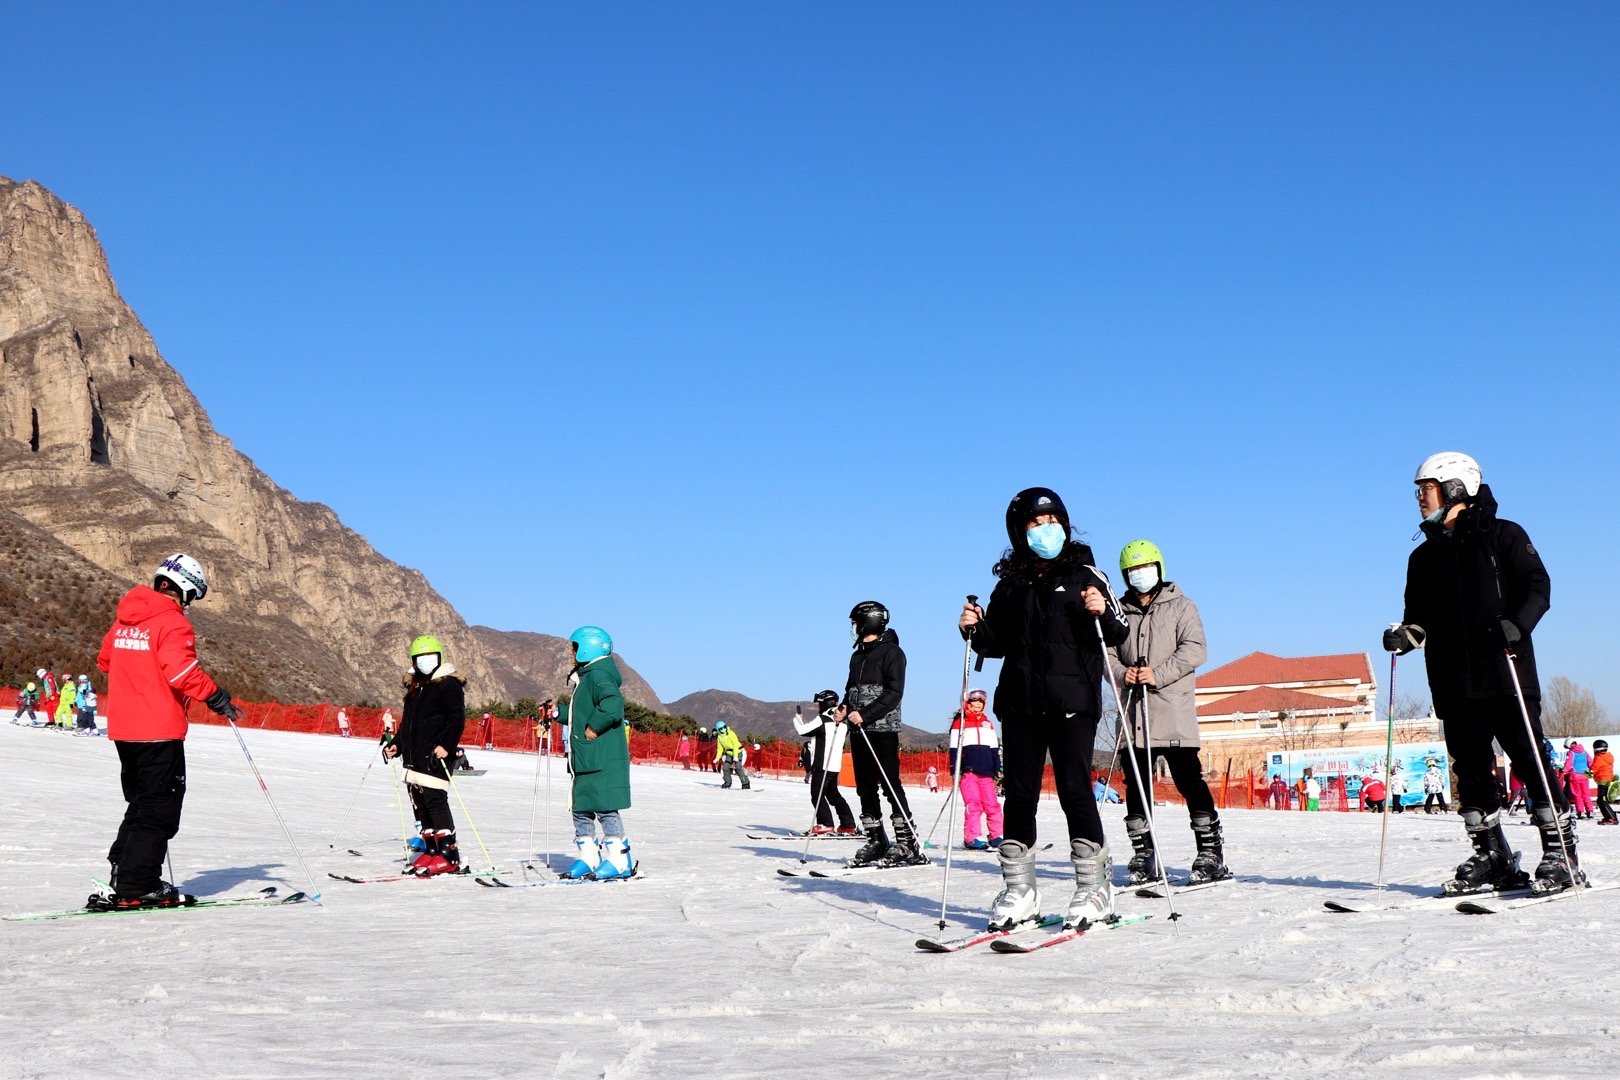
[854,628,901,652]
[1421,482,1500,542]
[113,584,184,626]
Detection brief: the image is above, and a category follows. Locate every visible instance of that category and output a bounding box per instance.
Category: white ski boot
[987,841,1041,930]
[1064,838,1114,929]
[565,836,601,879]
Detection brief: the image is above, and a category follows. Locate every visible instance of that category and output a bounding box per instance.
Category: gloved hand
[1382,624,1426,655]
[204,687,241,721]
[1494,618,1523,647]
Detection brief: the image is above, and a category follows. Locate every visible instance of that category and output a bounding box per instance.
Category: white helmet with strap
[1414,452,1481,505]
[154,552,208,605]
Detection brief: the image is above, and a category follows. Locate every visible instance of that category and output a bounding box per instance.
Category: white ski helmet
[1414,452,1481,504]
[154,552,208,605]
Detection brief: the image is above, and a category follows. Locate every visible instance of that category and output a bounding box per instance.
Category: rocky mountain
[0,176,659,707]
[667,688,945,747]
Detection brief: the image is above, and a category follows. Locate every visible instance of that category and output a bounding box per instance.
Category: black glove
[1495,618,1522,647]
[1382,624,1426,655]
[204,687,241,722]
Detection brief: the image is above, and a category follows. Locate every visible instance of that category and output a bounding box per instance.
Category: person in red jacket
[91,553,239,909]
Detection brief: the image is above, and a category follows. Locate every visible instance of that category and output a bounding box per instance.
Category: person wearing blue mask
[958,487,1128,932]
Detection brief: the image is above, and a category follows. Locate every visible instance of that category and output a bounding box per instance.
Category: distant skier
[793,691,856,834]
[10,681,39,725]
[713,721,751,789]
[1422,759,1448,814]
[959,487,1128,930]
[677,731,692,770]
[949,690,1003,850]
[55,674,77,730]
[91,553,240,909]
[336,707,350,738]
[73,675,98,735]
[38,669,59,728]
[384,635,467,876]
[563,626,634,880]
[1592,741,1617,826]
[1111,539,1228,886]
[1563,740,1594,820]
[1384,452,1579,894]
[841,601,923,868]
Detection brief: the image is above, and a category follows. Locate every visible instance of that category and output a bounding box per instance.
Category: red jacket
[96,585,220,741]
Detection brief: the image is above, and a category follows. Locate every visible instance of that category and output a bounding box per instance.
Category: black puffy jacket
[844,630,905,734]
[970,542,1129,718]
[1402,484,1550,705]
[397,668,468,782]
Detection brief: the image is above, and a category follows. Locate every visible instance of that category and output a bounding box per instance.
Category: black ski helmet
[813,689,840,714]
[1005,487,1071,552]
[849,601,889,639]
[1596,740,1609,753]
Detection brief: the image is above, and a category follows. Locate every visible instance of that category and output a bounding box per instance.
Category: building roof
[1198,651,1372,690]
[1197,685,1364,718]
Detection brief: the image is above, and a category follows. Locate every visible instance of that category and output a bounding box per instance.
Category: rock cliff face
[0,176,659,707]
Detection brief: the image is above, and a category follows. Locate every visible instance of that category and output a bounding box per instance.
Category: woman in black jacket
[959,487,1128,931]
[385,635,468,876]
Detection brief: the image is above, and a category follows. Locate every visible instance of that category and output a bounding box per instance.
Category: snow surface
[4,720,1618,1079]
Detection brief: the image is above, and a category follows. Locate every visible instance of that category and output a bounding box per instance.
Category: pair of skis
[1322,879,1614,914]
[917,912,1151,953]
[7,885,310,922]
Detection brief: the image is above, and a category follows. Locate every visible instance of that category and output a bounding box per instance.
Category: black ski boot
[846,816,891,868]
[879,813,928,868]
[1531,806,1584,895]
[1123,815,1158,885]
[88,881,194,911]
[1443,808,1530,896]
[1188,812,1233,884]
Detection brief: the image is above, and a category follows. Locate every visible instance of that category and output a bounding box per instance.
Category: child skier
[842,601,923,868]
[793,691,856,834]
[949,690,1003,850]
[74,675,98,735]
[10,681,40,725]
[564,626,634,880]
[713,721,751,789]
[384,635,467,876]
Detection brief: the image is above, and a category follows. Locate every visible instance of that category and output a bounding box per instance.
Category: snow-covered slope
[3,720,1614,1078]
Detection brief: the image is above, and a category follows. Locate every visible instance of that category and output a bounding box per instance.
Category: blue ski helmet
[569,626,613,664]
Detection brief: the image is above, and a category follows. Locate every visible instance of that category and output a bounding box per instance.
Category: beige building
[1194,651,1439,774]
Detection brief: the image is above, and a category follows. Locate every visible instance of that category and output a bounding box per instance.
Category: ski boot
[407,830,436,873]
[964,838,990,851]
[1442,808,1530,896]
[1530,807,1584,895]
[986,840,1041,930]
[89,882,194,911]
[846,816,890,868]
[564,836,601,880]
[595,837,635,880]
[1123,815,1158,885]
[835,825,860,836]
[1064,839,1114,930]
[436,829,461,875]
[878,813,928,867]
[1188,812,1234,884]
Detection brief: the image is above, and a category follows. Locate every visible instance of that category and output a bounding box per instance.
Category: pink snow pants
[1569,775,1595,816]
[961,773,1003,843]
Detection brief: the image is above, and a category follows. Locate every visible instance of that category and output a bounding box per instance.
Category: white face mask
[1126,566,1160,594]
[414,653,440,677]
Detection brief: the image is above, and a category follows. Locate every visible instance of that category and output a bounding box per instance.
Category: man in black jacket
[1386,452,1580,895]
[840,601,923,868]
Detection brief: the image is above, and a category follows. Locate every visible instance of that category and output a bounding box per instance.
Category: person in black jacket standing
[840,602,924,867]
[385,634,468,876]
[1385,452,1580,894]
[960,487,1129,930]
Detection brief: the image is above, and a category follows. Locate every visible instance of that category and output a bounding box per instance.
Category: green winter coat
[567,656,631,813]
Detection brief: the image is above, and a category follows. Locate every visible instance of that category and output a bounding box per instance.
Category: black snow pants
[109,740,187,897]
[1441,695,1565,813]
[850,729,911,823]
[1122,746,1217,821]
[1000,710,1102,847]
[811,768,855,829]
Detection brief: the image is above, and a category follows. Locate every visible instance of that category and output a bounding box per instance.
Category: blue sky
[6,5,1619,722]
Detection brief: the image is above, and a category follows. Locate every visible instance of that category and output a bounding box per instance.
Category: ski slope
[4,720,1616,1078]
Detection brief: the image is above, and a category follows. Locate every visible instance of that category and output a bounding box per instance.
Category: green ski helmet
[1119,539,1166,581]
[409,635,445,677]
[569,626,613,664]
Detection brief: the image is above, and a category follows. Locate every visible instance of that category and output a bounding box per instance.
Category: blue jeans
[573,810,624,838]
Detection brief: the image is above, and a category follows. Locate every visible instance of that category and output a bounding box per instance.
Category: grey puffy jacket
[1113,583,1207,749]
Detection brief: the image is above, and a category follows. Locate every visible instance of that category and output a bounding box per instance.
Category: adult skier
[563,626,634,879]
[841,601,923,868]
[1592,740,1617,826]
[948,690,1003,849]
[793,690,857,834]
[713,721,751,790]
[1384,452,1579,894]
[1111,539,1228,885]
[958,488,1128,930]
[384,635,467,876]
[92,553,240,908]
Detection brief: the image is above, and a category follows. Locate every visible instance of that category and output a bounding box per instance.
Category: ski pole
[1095,616,1179,924]
[328,747,383,849]
[1129,660,1179,908]
[1503,645,1577,882]
[1375,648,1398,889]
[852,722,920,839]
[921,795,953,850]
[222,715,325,905]
[527,720,544,854]
[437,757,498,874]
[936,598,978,931]
[387,753,413,859]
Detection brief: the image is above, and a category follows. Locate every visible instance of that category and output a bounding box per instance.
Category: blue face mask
[1026,522,1067,560]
